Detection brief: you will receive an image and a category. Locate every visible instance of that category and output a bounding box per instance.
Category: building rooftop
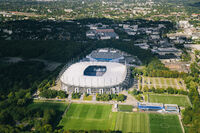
[90,50,123,60]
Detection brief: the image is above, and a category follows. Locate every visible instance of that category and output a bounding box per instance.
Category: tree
[0,111,15,125]
[117,94,126,102]
[39,124,53,133]
[167,87,174,94]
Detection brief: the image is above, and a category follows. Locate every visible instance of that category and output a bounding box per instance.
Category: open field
[28,101,68,111]
[149,94,191,107]
[118,105,133,112]
[113,112,150,133]
[59,103,112,130]
[142,77,186,90]
[83,95,93,101]
[149,113,182,133]
[59,103,183,133]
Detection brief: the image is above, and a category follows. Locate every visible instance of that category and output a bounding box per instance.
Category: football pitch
[149,113,182,133]
[149,94,191,107]
[59,103,112,130]
[59,103,183,133]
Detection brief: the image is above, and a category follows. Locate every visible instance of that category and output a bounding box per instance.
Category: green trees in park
[117,94,127,102]
[96,94,126,102]
[72,93,81,99]
[40,90,68,99]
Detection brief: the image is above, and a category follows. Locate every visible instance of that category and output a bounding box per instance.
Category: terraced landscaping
[142,77,186,90]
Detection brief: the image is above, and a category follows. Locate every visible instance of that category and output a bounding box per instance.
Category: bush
[117,94,126,102]
[72,93,81,99]
[39,90,68,98]
[96,94,126,102]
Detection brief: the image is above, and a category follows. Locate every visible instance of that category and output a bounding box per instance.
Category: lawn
[59,103,112,130]
[113,112,150,133]
[149,113,182,133]
[118,105,133,112]
[28,101,68,112]
[83,95,93,101]
[59,103,183,133]
[149,94,191,107]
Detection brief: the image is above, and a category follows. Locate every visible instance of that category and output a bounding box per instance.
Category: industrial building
[138,102,180,113]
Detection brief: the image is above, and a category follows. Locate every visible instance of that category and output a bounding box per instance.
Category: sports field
[142,77,186,90]
[28,101,68,112]
[59,103,112,130]
[113,112,149,133]
[149,113,182,133]
[59,103,183,133]
[118,105,133,112]
[149,94,191,107]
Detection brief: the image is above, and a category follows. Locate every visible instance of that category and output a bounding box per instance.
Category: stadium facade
[59,48,132,94]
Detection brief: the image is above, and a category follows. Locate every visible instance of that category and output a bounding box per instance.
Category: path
[175,79,181,89]
[148,77,151,89]
[178,114,185,133]
[158,78,162,88]
[120,91,138,106]
[35,91,139,106]
[153,78,157,89]
[142,76,145,89]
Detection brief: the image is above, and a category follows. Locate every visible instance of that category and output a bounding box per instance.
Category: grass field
[59,103,112,130]
[149,113,182,133]
[113,112,149,133]
[28,101,68,112]
[59,103,183,133]
[118,105,133,112]
[142,77,186,90]
[83,95,93,101]
[149,94,191,107]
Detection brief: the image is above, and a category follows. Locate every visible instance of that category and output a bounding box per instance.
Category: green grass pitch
[149,113,182,133]
[59,103,183,133]
[113,112,150,133]
[59,103,113,130]
[28,101,68,112]
[149,94,191,107]
[118,105,133,112]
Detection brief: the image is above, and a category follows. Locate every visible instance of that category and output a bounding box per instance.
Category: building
[86,27,119,40]
[138,102,164,111]
[86,48,124,63]
[165,104,179,113]
[152,47,182,58]
[178,21,191,29]
[60,62,130,94]
[138,102,179,113]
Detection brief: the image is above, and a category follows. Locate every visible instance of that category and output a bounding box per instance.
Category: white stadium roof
[60,62,127,88]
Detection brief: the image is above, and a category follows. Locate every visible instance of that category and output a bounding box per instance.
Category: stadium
[60,61,130,94]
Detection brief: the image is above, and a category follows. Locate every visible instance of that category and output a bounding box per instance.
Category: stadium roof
[90,51,123,60]
[60,62,127,88]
